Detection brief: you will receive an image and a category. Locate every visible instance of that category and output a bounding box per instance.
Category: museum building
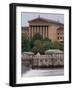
[22,17,64,42]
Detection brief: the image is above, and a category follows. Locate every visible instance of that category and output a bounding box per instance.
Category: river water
[22,65,64,77]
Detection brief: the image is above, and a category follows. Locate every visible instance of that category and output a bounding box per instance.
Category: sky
[21,12,64,27]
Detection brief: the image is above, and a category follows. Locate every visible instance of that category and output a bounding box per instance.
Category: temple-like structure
[22,16,64,42]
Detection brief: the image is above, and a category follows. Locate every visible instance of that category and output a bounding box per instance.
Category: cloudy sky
[21,12,64,27]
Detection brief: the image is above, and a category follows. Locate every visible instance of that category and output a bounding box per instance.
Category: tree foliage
[22,34,30,52]
[22,33,64,54]
[32,33,43,40]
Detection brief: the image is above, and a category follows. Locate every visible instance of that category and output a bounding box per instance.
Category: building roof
[28,17,64,26]
[23,52,34,55]
[45,49,63,54]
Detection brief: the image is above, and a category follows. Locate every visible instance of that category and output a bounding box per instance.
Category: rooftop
[28,16,64,26]
[45,49,63,54]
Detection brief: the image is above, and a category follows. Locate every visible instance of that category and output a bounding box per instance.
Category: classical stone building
[22,17,64,42]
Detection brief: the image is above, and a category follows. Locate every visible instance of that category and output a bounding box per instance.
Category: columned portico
[27,17,64,42]
[29,25,49,39]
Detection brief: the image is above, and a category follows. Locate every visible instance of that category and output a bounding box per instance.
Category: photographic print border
[9,3,71,87]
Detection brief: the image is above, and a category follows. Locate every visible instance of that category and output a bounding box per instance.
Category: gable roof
[28,17,64,26]
[29,17,49,23]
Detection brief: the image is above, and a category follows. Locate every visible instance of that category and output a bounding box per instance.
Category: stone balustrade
[22,53,64,68]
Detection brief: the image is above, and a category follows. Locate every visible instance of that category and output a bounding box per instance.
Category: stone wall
[22,53,64,68]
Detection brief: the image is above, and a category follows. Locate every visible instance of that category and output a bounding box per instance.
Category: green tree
[32,40,45,54]
[42,41,50,50]
[43,37,51,42]
[59,43,64,50]
[32,33,43,40]
[22,32,64,54]
[30,33,43,49]
[22,34,30,52]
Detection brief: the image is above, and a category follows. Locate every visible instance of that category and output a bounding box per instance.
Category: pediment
[28,18,49,24]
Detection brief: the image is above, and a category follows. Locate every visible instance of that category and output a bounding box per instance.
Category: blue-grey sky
[21,12,64,27]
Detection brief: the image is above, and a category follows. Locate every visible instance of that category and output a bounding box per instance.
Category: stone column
[44,26,46,38]
[39,26,40,34]
[37,26,39,33]
[33,26,34,37]
[35,26,37,33]
[40,26,41,35]
[46,26,47,38]
[43,26,44,39]
[41,26,43,36]
[32,26,34,38]
[47,26,49,39]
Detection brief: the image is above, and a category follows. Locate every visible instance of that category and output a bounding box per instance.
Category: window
[57,37,59,40]
[60,37,62,39]
[57,33,59,35]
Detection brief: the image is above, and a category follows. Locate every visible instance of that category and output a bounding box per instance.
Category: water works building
[22,17,64,42]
